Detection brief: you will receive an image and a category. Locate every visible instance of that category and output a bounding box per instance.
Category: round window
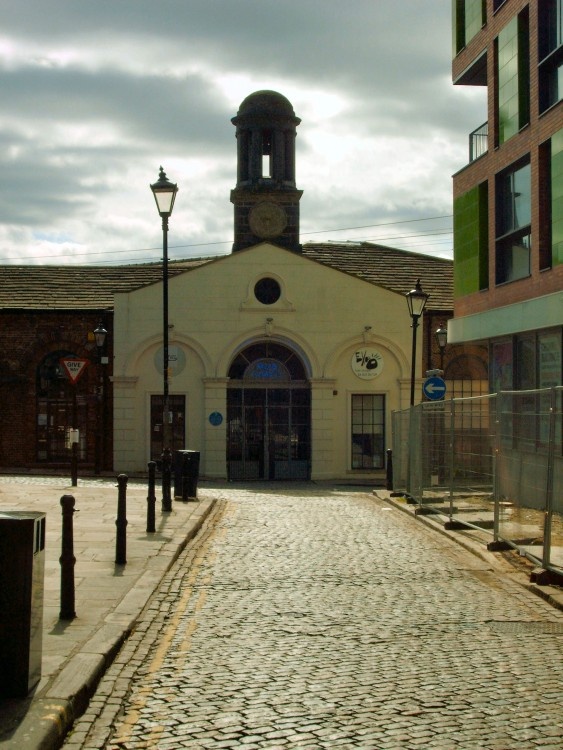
[254,277,281,305]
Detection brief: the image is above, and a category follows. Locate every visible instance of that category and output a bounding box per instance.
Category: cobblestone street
[63,486,563,750]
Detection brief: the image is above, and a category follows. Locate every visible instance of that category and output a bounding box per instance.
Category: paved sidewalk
[0,475,219,750]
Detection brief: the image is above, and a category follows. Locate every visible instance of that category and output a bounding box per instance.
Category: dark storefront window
[351,394,385,470]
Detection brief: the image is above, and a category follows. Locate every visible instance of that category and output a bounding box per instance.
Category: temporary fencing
[391,386,562,575]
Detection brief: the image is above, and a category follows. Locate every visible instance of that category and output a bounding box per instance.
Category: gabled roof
[0,242,452,312]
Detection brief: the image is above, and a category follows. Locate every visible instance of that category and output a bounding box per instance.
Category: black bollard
[146,461,156,533]
[116,474,128,564]
[161,448,172,512]
[386,448,393,490]
[59,494,76,620]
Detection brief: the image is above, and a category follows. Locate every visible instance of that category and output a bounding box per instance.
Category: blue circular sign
[209,411,223,426]
[423,376,447,401]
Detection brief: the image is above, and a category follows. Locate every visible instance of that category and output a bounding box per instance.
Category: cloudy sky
[1,1,486,266]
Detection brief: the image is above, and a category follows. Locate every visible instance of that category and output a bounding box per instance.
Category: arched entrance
[36,350,90,464]
[227,341,311,480]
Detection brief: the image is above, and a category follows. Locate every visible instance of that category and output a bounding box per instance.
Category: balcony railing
[469,121,488,162]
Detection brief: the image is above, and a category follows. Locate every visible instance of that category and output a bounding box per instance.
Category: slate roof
[0,259,209,311]
[0,243,452,312]
[301,242,452,311]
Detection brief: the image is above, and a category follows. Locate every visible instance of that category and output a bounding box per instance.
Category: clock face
[249,202,287,238]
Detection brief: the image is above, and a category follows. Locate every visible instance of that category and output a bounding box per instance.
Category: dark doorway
[227,342,311,480]
[150,395,186,462]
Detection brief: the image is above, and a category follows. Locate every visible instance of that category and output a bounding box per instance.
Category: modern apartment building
[450,0,562,392]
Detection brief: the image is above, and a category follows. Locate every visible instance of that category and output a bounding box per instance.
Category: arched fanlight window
[228,342,307,381]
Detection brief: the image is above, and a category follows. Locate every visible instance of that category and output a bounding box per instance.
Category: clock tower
[231,91,303,253]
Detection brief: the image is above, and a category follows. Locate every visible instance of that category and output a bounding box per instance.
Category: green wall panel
[454,183,488,297]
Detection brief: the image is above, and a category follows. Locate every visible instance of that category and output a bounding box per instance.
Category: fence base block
[414,506,439,516]
[530,568,563,587]
[486,540,512,551]
[444,519,470,530]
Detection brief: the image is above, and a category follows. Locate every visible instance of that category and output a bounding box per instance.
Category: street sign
[423,376,446,401]
[60,357,89,384]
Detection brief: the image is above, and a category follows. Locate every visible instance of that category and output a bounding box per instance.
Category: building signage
[154,345,186,377]
[209,412,223,426]
[351,349,384,379]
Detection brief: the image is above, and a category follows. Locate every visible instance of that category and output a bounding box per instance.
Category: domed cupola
[230,90,303,252]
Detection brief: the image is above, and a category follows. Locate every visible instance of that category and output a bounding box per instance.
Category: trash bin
[173,450,200,501]
[0,511,46,697]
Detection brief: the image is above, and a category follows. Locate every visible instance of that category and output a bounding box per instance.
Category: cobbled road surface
[63,486,563,750]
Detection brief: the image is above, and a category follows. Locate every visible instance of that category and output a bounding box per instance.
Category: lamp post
[93,321,108,474]
[405,279,429,406]
[150,167,179,456]
[435,324,447,372]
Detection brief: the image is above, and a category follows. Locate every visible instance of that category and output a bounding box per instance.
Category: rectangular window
[552,129,563,266]
[453,0,486,55]
[495,160,531,284]
[454,182,489,295]
[538,330,562,388]
[539,0,563,111]
[491,339,514,392]
[539,129,563,270]
[496,11,530,145]
[351,394,385,470]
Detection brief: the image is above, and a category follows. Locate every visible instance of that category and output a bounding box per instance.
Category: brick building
[450,0,562,389]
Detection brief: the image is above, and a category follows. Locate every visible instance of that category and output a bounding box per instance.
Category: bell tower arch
[230,90,303,253]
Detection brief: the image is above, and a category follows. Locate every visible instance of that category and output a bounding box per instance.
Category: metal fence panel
[391,386,562,575]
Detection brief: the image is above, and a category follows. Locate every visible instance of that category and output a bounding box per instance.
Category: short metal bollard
[116,474,128,565]
[386,448,393,490]
[59,494,76,620]
[161,448,172,513]
[146,461,156,533]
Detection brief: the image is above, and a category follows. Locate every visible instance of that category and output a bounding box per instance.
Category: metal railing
[392,387,562,575]
[469,121,488,162]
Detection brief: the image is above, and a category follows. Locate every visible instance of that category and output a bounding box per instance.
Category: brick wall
[0,310,113,470]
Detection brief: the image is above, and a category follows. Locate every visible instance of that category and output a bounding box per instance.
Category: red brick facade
[0,310,113,471]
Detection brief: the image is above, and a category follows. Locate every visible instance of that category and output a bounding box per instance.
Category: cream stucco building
[111,91,454,481]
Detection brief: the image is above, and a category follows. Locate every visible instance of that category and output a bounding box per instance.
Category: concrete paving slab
[0,475,217,749]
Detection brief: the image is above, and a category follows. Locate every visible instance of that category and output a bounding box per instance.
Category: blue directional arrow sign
[423,376,446,401]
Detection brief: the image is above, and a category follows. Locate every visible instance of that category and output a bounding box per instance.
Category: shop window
[495,160,531,284]
[351,394,385,470]
[491,340,514,392]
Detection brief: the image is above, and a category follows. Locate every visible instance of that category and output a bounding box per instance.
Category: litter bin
[0,511,46,697]
[173,450,201,501]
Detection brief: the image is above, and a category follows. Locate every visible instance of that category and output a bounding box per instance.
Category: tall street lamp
[93,321,108,474]
[150,167,179,457]
[435,324,448,372]
[151,167,178,512]
[405,279,429,406]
